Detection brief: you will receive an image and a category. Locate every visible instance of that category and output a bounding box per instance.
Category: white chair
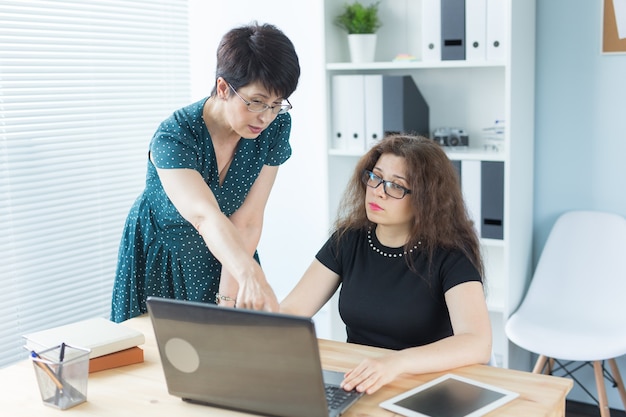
[505,211,626,417]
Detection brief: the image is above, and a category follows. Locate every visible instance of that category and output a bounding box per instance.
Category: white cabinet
[322,0,536,371]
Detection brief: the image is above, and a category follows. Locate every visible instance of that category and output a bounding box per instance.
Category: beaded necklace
[367,229,420,258]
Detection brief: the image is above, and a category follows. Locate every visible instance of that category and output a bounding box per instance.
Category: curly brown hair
[333,134,484,278]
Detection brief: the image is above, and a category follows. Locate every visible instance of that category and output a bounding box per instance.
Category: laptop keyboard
[325,384,361,411]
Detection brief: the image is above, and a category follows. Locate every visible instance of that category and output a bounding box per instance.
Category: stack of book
[482,119,506,152]
[23,317,145,373]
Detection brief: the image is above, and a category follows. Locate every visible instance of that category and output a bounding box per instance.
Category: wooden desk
[0,315,572,416]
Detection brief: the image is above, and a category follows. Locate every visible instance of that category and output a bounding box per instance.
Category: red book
[89,346,144,373]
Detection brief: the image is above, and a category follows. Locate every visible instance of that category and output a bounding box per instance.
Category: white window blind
[0,0,191,367]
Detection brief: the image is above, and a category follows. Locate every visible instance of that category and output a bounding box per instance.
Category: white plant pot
[348,34,377,63]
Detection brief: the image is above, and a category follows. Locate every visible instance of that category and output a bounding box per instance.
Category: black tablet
[379,374,519,417]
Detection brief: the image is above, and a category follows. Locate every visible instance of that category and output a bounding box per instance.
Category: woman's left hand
[340,355,401,395]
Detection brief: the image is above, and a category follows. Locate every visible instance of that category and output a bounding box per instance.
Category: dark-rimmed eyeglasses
[228,83,292,115]
[362,170,412,199]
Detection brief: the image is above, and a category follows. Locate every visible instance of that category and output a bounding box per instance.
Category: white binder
[331,75,365,152]
[466,0,487,61]
[364,75,383,150]
[486,0,506,62]
[421,0,441,62]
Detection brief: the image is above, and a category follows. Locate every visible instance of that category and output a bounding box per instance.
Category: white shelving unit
[322,0,536,371]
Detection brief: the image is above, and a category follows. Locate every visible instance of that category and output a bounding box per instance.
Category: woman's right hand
[156,162,282,313]
[235,266,279,311]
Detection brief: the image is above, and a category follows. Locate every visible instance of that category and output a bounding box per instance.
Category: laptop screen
[146,297,333,417]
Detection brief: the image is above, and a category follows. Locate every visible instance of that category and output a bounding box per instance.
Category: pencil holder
[31,344,90,410]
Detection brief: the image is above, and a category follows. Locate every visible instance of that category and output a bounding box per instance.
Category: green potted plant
[334,1,382,34]
[334,2,382,63]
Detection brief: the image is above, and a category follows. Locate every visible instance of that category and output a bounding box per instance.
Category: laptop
[146,296,363,417]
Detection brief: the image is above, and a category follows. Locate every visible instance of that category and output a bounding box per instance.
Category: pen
[31,351,64,392]
[59,342,66,363]
[55,343,66,402]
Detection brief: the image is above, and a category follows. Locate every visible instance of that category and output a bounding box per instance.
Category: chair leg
[533,355,549,374]
[593,361,611,417]
[608,358,626,411]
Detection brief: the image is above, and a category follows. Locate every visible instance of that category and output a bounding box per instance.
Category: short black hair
[212,22,301,99]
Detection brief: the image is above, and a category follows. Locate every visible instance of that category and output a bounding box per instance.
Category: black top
[315,229,482,350]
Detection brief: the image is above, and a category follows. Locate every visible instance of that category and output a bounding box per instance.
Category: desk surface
[0,315,572,417]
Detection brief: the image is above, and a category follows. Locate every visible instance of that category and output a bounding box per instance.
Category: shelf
[481,238,506,247]
[326,60,506,71]
[329,147,506,162]
[323,0,535,370]
[328,149,365,157]
[444,149,505,162]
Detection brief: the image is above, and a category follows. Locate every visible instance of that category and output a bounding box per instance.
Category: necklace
[367,229,420,258]
[218,153,235,179]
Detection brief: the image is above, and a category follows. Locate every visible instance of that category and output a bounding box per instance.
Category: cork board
[603,0,626,53]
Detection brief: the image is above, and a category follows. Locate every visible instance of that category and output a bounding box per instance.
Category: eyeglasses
[228,83,292,115]
[362,170,412,199]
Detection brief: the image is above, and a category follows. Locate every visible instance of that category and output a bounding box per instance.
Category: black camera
[432,128,469,147]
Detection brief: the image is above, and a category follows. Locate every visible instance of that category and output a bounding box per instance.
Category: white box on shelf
[331,75,365,152]
[421,0,442,61]
[466,0,488,61]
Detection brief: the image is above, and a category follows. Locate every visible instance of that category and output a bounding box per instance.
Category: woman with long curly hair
[281,134,491,394]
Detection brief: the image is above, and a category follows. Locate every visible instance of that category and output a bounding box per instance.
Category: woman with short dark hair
[111,22,301,322]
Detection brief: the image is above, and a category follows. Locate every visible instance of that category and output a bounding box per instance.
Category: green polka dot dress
[110,97,292,322]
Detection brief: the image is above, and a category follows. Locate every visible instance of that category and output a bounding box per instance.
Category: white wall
[534,0,626,410]
[188,2,334,337]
